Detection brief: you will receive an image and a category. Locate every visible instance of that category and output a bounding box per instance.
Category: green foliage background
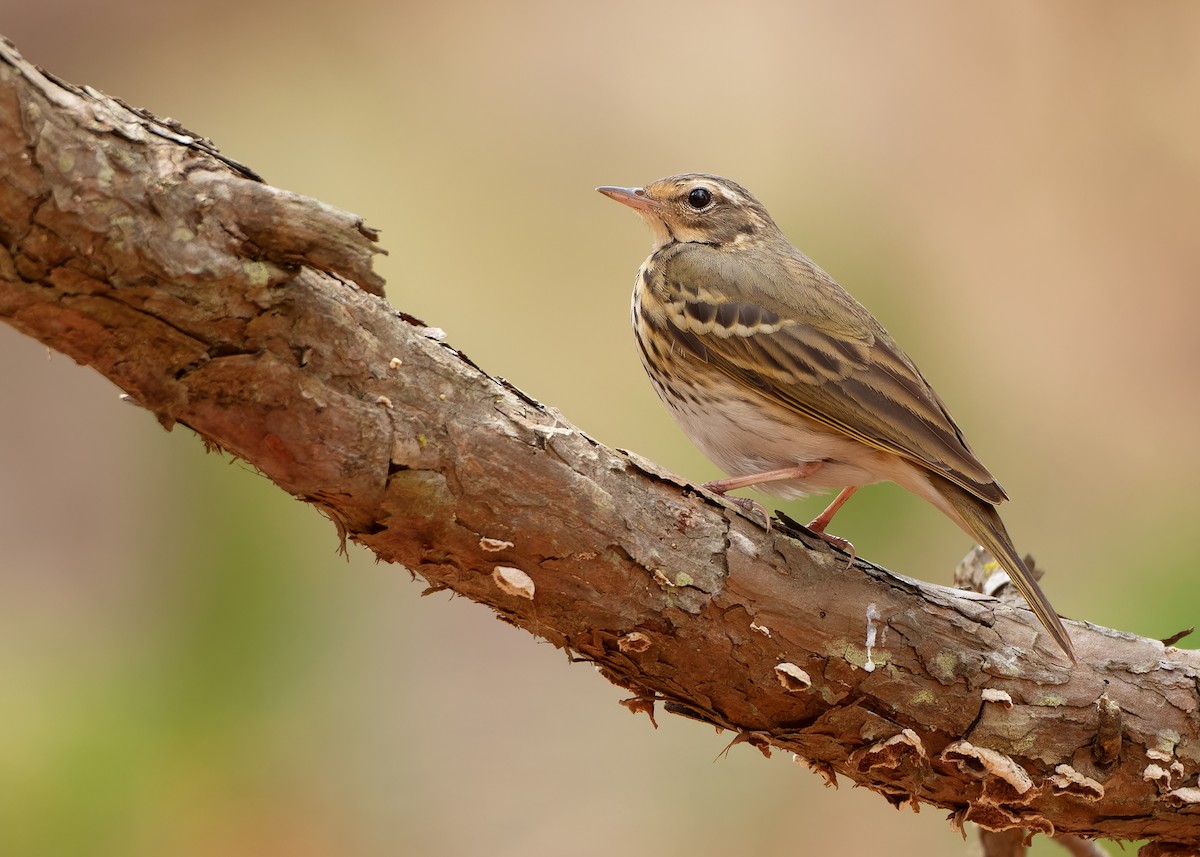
[3,3,1199,854]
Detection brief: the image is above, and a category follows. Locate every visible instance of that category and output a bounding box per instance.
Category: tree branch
[2,35,1197,851]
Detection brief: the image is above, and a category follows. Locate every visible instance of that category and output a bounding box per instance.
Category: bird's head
[597,174,778,249]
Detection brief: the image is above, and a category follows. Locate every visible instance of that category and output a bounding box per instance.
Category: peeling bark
[2,35,1199,851]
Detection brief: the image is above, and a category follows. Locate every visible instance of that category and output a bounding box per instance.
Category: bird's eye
[687,187,712,209]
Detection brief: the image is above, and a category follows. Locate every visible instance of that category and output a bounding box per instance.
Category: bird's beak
[596,185,659,213]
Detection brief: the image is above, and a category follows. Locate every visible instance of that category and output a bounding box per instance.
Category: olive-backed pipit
[598,173,1073,662]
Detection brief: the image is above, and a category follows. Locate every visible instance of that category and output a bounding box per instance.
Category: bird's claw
[811,529,856,565]
[702,483,772,530]
[728,496,772,530]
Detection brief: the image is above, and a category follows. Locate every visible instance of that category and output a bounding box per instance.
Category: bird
[597,173,1073,662]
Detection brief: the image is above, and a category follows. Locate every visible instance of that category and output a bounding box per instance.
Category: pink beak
[596,185,659,213]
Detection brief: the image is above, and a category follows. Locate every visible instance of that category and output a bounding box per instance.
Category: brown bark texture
[2,36,1199,852]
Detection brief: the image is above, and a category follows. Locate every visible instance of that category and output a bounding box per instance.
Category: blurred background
[2,3,1198,855]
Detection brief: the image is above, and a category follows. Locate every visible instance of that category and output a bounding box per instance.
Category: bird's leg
[806,486,858,562]
[704,493,772,529]
[703,461,825,494]
[701,466,859,561]
[702,462,826,531]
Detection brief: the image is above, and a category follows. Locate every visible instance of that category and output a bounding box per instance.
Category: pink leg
[700,464,822,529]
[808,486,858,533]
[703,463,826,530]
[703,461,824,495]
[807,486,858,562]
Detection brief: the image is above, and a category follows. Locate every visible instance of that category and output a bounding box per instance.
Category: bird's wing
[653,243,1005,503]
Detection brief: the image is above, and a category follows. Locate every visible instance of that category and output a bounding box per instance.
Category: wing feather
[656,243,1005,502]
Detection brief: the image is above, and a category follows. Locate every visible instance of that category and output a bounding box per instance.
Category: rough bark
[2,35,1198,852]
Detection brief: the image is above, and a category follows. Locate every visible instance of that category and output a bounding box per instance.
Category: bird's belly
[652,382,891,499]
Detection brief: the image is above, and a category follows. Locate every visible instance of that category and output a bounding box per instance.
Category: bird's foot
[702,481,772,530]
[808,527,856,565]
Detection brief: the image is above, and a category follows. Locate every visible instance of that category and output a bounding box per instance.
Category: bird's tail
[929,476,1075,663]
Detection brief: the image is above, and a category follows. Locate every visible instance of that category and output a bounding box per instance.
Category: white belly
[645,368,906,500]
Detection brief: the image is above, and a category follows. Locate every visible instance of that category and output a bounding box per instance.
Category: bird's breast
[630,261,894,497]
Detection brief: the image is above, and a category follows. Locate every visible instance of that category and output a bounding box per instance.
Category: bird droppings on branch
[863,602,882,673]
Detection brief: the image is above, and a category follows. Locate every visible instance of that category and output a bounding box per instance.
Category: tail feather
[930,476,1075,663]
